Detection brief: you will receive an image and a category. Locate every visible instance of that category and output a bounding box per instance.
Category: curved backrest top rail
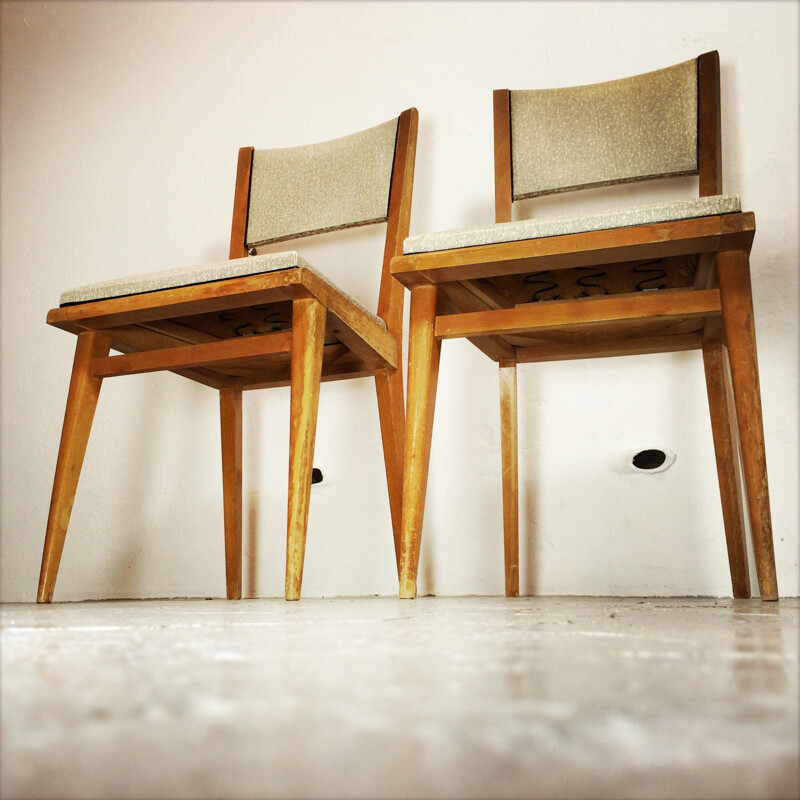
[245,116,400,248]
[509,57,700,200]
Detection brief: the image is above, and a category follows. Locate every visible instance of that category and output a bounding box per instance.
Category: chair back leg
[702,339,751,598]
[717,249,778,600]
[38,331,112,603]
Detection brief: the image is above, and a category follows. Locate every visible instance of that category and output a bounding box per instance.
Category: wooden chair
[38,108,418,603]
[390,52,778,601]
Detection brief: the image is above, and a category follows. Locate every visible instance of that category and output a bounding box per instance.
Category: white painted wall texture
[1,1,797,602]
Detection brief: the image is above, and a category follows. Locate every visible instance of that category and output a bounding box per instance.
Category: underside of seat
[470,253,698,305]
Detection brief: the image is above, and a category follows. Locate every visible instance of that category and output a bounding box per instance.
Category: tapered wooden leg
[285,298,326,601]
[399,285,441,599]
[702,339,751,598]
[375,365,405,573]
[38,331,112,603]
[220,387,243,600]
[717,249,778,600]
[499,359,520,597]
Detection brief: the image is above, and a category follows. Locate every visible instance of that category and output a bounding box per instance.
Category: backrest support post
[377,107,419,338]
[229,147,254,259]
[493,89,513,224]
[697,50,723,196]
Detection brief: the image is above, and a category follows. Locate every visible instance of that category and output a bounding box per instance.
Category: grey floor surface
[1,596,798,800]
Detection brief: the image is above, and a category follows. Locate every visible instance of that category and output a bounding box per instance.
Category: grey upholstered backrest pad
[510,58,698,200]
[246,117,400,247]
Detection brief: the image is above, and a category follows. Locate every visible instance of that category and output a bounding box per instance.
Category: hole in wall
[312,467,323,485]
[611,448,675,474]
[632,449,668,470]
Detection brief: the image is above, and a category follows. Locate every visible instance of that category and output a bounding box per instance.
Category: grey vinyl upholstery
[403,195,740,254]
[246,117,400,247]
[510,59,698,199]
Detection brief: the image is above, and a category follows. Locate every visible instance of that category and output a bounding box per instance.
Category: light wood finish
[435,289,721,340]
[38,331,112,603]
[392,52,777,600]
[702,339,750,598]
[716,249,777,600]
[399,285,441,598]
[375,109,419,563]
[499,359,519,597]
[285,299,326,601]
[39,109,418,602]
[91,331,294,378]
[220,387,243,600]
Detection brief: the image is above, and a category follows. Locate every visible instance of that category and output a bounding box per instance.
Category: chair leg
[285,298,326,601]
[38,331,111,603]
[375,366,405,574]
[717,249,778,600]
[702,340,751,598]
[220,387,243,600]
[499,359,520,597]
[399,285,441,599]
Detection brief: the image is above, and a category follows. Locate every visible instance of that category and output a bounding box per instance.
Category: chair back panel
[245,117,399,248]
[509,58,698,200]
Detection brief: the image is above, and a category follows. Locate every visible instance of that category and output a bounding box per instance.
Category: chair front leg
[375,365,406,574]
[717,249,777,600]
[399,284,441,599]
[285,298,326,601]
[701,339,751,598]
[220,387,243,600]
[499,359,520,597]
[38,331,112,603]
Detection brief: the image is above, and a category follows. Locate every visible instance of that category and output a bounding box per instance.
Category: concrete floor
[1,597,798,800]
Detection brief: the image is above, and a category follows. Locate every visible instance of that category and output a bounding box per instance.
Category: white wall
[1,0,797,602]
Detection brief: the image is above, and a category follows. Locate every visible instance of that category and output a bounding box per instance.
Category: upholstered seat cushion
[402,194,741,255]
[59,250,385,327]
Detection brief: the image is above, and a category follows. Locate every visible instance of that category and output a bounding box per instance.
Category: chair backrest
[228,108,418,336]
[493,52,721,223]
